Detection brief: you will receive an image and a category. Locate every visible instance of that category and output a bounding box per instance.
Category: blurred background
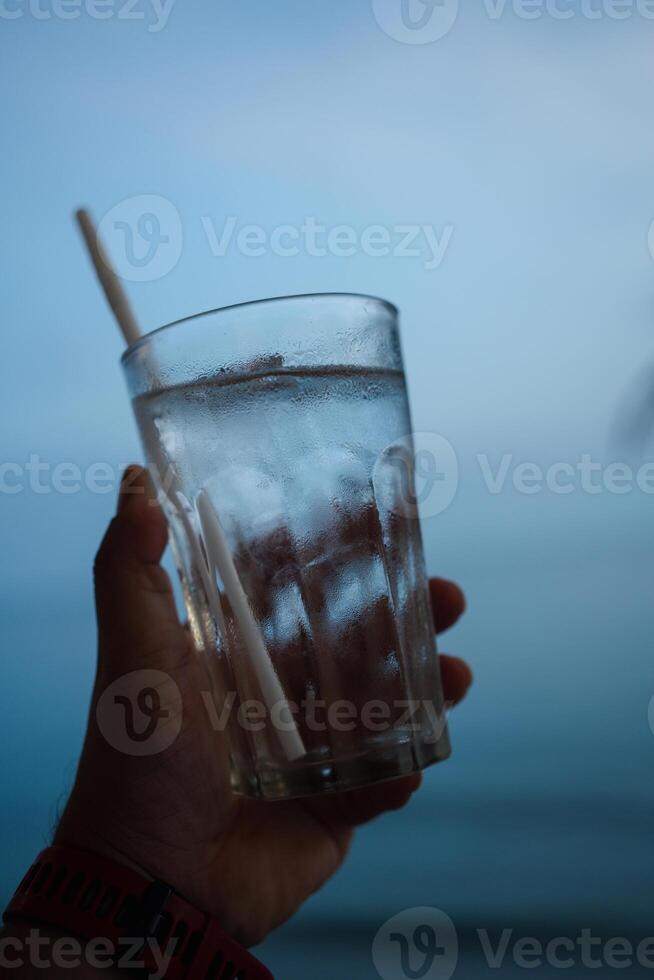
[2,2,654,976]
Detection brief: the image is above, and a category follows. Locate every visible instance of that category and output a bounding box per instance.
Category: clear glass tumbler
[122,293,450,799]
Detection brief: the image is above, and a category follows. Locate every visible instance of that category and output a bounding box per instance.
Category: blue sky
[3,6,654,456]
[3,3,654,592]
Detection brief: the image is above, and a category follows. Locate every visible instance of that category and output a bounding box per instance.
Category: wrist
[3,846,274,980]
[54,780,167,888]
[53,818,154,883]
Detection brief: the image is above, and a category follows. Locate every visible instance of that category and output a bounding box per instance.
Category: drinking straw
[75,208,306,762]
[197,490,305,761]
[75,209,141,347]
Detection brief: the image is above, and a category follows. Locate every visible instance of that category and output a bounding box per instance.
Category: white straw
[75,208,141,347]
[197,490,306,761]
[75,206,305,762]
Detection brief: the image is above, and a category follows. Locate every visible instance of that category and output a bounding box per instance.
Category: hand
[56,467,472,948]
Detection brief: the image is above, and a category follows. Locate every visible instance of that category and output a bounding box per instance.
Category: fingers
[304,772,423,830]
[115,465,168,564]
[340,772,422,826]
[440,654,473,705]
[308,653,472,829]
[94,466,186,678]
[429,579,472,702]
[429,577,466,634]
[305,652,473,829]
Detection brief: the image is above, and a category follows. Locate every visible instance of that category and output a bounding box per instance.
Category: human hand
[56,467,472,947]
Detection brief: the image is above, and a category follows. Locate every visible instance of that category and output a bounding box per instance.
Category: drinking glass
[122,293,450,799]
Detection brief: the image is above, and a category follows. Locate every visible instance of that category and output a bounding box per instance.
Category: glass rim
[121,292,398,366]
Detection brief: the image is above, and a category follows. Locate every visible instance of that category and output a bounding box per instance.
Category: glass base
[231,732,452,801]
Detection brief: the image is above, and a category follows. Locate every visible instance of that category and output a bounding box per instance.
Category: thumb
[94,465,187,679]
